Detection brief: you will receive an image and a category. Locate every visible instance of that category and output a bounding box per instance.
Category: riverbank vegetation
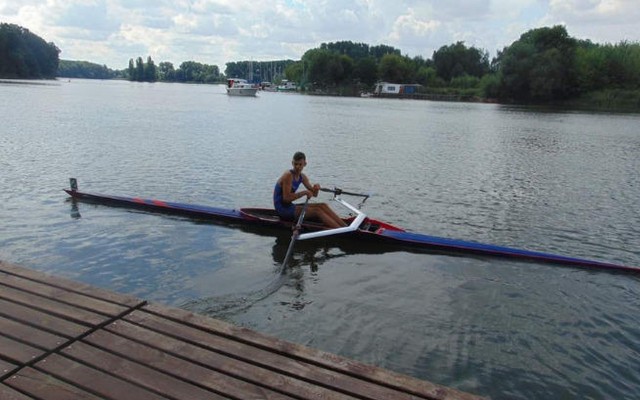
[2,22,639,110]
[58,60,121,79]
[0,23,59,79]
[286,26,639,110]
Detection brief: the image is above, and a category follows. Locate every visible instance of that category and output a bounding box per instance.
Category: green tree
[302,48,353,88]
[57,60,115,79]
[144,56,157,82]
[157,61,175,81]
[284,62,303,84]
[0,23,60,78]
[135,57,144,81]
[378,53,413,83]
[575,41,640,92]
[415,66,442,87]
[369,44,401,61]
[354,57,378,87]
[432,41,489,82]
[200,63,220,83]
[450,74,480,89]
[320,41,370,60]
[128,58,135,80]
[480,73,501,98]
[497,25,578,101]
[174,61,220,83]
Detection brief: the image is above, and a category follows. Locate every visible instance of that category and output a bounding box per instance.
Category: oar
[320,187,370,198]
[281,198,310,268]
[320,187,370,208]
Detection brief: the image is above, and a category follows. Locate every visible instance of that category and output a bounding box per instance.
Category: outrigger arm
[297,196,367,240]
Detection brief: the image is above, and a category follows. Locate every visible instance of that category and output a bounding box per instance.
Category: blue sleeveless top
[273,170,303,218]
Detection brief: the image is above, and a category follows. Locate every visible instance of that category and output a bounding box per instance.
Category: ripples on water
[1,79,639,399]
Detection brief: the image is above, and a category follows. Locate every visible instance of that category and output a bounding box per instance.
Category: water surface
[1,79,639,399]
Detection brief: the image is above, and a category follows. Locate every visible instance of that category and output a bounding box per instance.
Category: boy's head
[292,151,307,172]
[293,151,306,162]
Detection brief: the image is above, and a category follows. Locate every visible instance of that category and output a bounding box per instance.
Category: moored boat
[226,78,258,96]
[63,180,638,274]
[276,80,297,92]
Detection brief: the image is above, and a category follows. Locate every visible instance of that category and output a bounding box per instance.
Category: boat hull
[226,88,258,96]
[64,189,638,273]
[226,78,258,96]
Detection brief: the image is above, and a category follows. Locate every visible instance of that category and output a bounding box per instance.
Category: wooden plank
[0,384,34,400]
[5,367,104,400]
[140,303,482,400]
[0,261,142,307]
[35,353,168,400]
[0,271,130,316]
[88,328,350,400]
[0,360,18,377]
[0,284,109,326]
[66,339,291,400]
[0,263,484,400]
[110,317,408,400]
[0,299,88,339]
[0,334,42,364]
[0,315,66,350]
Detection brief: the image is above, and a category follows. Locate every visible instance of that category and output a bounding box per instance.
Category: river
[1,78,639,399]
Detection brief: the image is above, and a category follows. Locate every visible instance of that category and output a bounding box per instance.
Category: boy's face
[292,158,306,173]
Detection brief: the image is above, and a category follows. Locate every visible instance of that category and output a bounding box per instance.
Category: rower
[273,152,346,229]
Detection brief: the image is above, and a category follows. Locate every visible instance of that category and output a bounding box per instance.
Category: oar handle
[320,187,370,199]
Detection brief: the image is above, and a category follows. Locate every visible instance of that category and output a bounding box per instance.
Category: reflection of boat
[276,80,297,92]
[63,181,638,274]
[226,78,258,96]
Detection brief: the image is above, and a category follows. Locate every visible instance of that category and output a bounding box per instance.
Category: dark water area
[1,79,639,399]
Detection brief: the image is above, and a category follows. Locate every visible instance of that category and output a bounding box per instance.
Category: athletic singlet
[273,170,303,219]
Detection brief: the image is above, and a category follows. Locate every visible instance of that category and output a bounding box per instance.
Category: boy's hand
[312,184,320,197]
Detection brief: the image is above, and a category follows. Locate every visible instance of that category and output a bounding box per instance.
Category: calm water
[1,79,639,399]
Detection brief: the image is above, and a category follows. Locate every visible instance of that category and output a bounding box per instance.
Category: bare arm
[302,174,320,197]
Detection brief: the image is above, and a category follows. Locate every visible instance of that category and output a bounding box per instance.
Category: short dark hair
[293,151,306,161]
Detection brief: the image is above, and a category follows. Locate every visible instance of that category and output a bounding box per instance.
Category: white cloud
[547,0,639,23]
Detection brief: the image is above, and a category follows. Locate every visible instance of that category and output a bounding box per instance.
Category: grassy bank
[561,89,640,113]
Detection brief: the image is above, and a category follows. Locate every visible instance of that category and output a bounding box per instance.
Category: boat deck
[0,261,484,400]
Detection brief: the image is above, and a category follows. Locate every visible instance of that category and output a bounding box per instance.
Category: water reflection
[181,231,384,318]
[69,199,82,219]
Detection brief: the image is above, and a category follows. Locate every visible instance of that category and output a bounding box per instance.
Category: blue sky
[1,0,638,70]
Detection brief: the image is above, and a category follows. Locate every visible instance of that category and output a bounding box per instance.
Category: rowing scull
[63,183,638,274]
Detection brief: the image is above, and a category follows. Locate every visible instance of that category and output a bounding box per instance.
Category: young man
[274,152,346,228]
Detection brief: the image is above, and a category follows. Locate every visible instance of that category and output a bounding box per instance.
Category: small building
[374,82,401,95]
[374,82,422,96]
[401,84,422,94]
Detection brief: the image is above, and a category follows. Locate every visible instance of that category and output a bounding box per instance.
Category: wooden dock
[0,261,485,400]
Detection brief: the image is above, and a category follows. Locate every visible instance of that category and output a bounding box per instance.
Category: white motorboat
[226,78,258,96]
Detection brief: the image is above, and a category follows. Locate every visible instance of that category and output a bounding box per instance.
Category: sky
[1,0,639,71]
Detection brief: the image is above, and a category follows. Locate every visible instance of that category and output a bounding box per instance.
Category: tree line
[285,26,640,103]
[58,60,120,79]
[0,23,60,79]
[492,26,640,102]
[2,22,639,106]
[126,57,222,84]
